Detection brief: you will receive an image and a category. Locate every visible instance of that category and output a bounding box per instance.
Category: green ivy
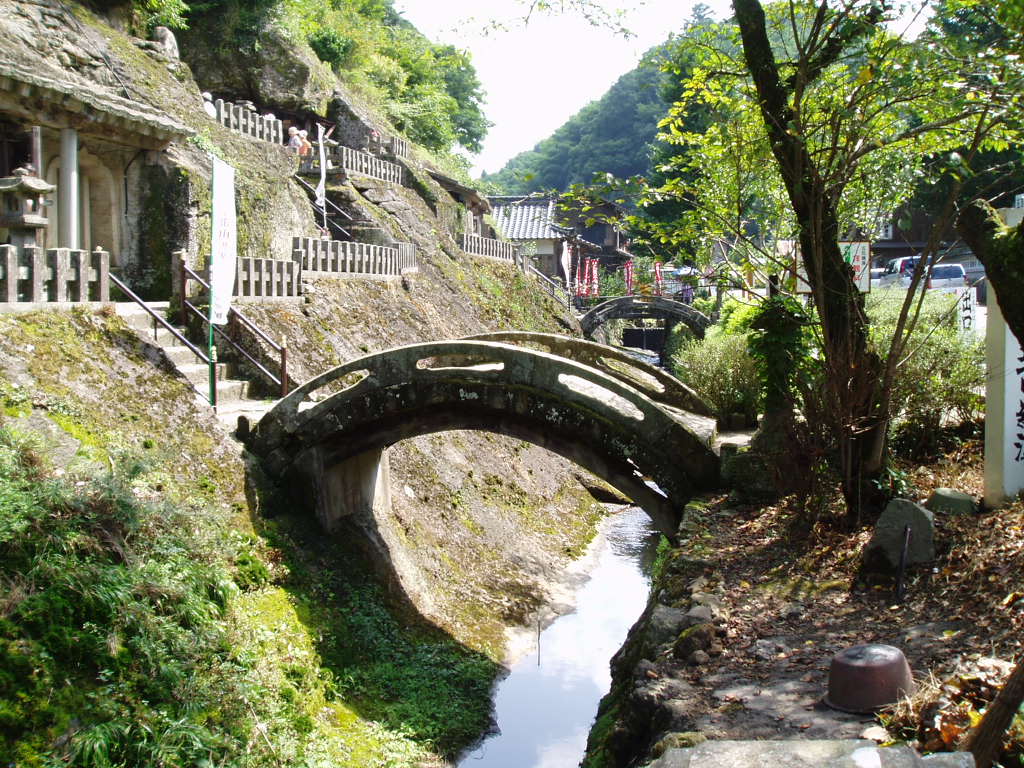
[743,295,813,414]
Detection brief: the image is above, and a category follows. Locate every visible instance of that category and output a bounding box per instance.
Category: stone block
[649,740,938,768]
[920,754,974,767]
[720,446,778,503]
[862,499,935,572]
[924,488,978,516]
[672,623,714,660]
[643,604,688,653]
[921,753,974,765]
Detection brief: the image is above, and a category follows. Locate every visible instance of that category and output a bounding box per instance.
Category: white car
[877,258,967,290]
[877,257,919,288]
[926,263,967,290]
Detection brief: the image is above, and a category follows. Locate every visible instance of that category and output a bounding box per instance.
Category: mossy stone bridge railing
[0,244,109,304]
[248,338,720,538]
[462,332,713,417]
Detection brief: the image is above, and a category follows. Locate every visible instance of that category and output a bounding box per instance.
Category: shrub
[671,331,760,423]
[309,28,356,70]
[867,290,984,456]
[705,296,762,337]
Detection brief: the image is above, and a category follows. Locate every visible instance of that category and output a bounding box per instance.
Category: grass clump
[0,426,244,766]
[669,329,760,424]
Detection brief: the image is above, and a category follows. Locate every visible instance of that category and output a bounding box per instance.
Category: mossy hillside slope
[0,310,531,766]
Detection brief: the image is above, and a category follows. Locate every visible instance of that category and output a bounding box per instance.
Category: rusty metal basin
[825,644,915,713]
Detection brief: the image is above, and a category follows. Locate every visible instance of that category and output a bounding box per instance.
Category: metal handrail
[182,265,289,397]
[527,264,571,308]
[108,272,214,405]
[110,272,209,363]
[293,175,354,241]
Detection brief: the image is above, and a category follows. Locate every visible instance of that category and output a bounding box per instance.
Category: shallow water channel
[459,507,660,768]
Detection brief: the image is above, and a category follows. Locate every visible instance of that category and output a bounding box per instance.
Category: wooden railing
[292,237,416,277]
[459,233,521,265]
[302,145,403,185]
[235,257,301,300]
[0,245,109,303]
[212,99,284,145]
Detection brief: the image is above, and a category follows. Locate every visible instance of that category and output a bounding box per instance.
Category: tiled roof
[489,196,568,240]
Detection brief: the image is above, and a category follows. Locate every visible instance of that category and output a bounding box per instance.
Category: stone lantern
[0,168,53,249]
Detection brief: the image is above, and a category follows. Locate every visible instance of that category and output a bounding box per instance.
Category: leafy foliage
[868,290,984,457]
[0,420,496,766]
[744,295,814,414]
[670,328,760,423]
[184,0,489,154]
[0,429,244,766]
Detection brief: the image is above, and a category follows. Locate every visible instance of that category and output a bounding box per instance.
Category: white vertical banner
[792,241,870,293]
[840,241,871,292]
[315,123,327,229]
[984,297,1024,506]
[559,241,571,285]
[210,155,237,325]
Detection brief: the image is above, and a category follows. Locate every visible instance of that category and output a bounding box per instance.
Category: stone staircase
[115,302,276,429]
[649,740,973,767]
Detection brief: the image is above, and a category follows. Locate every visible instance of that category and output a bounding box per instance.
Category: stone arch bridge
[579,295,712,340]
[248,337,720,538]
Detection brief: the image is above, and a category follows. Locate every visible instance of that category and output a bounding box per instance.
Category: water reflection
[460,507,659,768]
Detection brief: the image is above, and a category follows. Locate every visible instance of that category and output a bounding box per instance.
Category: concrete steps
[650,740,973,768]
[115,302,276,429]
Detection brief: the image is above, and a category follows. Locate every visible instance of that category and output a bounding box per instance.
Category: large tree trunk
[963,656,1024,768]
[732,0,888,522]
[957,200,1024,345]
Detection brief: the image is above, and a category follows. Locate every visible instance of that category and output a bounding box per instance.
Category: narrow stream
[459,507,660,768]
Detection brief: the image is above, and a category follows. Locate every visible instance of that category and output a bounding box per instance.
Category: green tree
[659,0,1016,520]
[434,45,491,153]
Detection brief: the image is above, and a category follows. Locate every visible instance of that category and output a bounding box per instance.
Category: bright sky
[393,0,733,177]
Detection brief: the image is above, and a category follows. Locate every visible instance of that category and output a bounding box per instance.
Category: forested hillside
[482,51,668,193]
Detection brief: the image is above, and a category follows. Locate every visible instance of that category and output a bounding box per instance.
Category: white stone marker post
[984,294,1024,506]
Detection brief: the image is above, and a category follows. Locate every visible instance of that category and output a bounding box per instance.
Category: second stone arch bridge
[248,335,721,538]
[578,295,712,338]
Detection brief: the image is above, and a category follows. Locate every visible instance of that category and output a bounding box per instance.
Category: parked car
[877,258,967,290]
[927,263,967,290]
[877,257,919,288]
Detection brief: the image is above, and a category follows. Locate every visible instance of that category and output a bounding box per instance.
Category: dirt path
[613,433,1023,762]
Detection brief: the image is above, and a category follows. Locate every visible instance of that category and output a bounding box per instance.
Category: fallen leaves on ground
[680,426,1022,762]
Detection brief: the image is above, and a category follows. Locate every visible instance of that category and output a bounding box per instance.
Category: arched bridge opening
[579,296,712,360]
[248,340,720,539]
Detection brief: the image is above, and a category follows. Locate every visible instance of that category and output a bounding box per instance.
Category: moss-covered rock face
[177,4,335,113]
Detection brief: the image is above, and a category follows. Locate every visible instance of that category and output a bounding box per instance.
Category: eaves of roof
[0,61,192,145]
